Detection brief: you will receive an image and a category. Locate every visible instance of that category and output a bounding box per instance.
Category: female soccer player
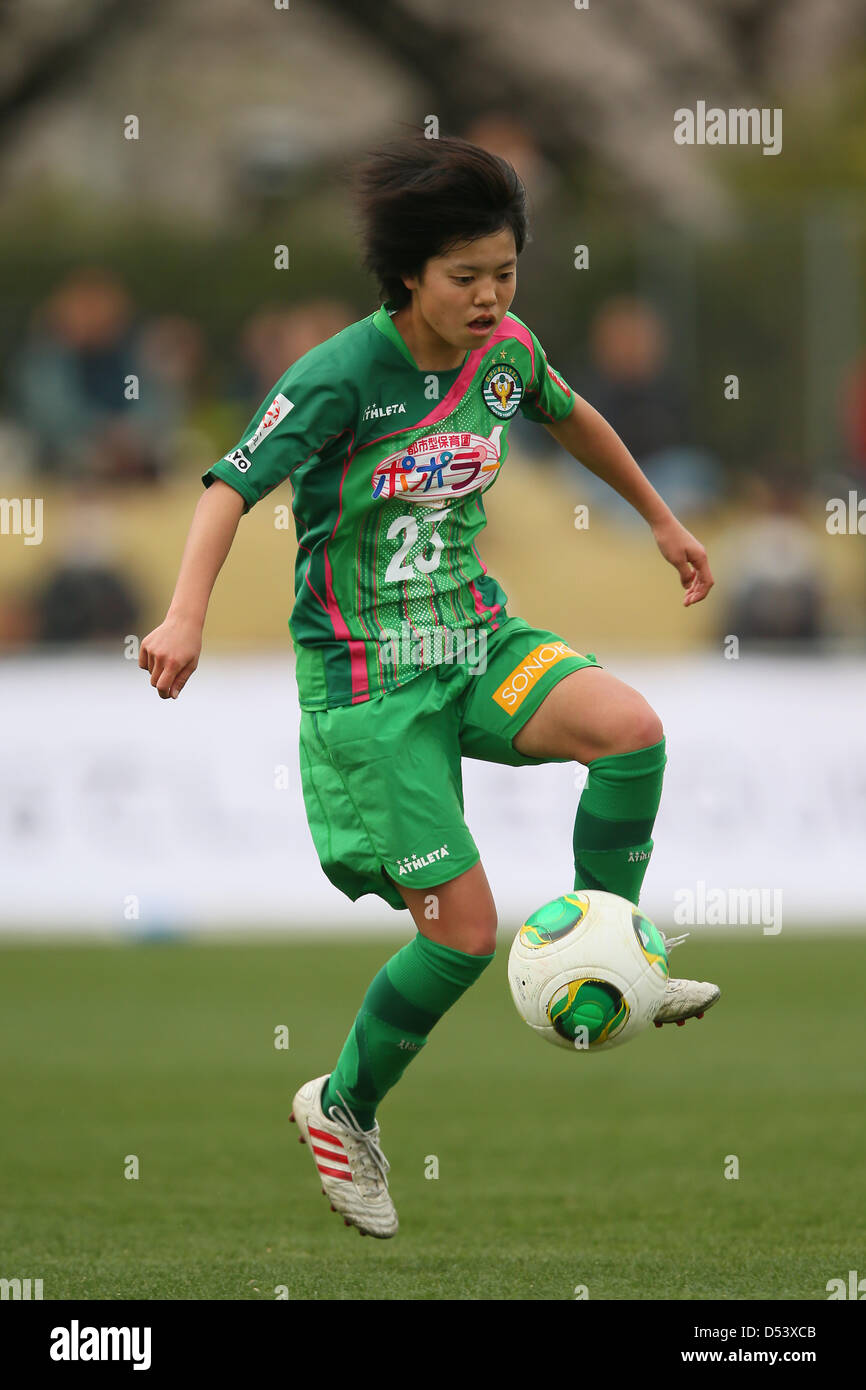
[140,135,718,1239]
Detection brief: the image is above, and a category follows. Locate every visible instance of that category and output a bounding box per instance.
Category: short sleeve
[202,347,352,514]
[518,328,576,424]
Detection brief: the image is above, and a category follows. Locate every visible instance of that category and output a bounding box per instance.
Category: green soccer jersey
[202,302,576,710]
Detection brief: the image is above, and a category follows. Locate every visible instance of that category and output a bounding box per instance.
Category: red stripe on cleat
[676,1018,685,1026]
[654,1020,663,1028]
[310,1125,344,1147]
[312,1144,349,1164]
[317,1163,353,1180]
[344,1218,351,1227]
[330,1205,336,1212]
[299,1136,306,1144]
[289,1113,295,1123]
[696,1011,704,1019]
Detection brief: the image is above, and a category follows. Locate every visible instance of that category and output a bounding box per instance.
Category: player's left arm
[543,396,714,608]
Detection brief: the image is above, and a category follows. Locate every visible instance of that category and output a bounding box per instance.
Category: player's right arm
[141,339,354,701]
[139,479,245,700]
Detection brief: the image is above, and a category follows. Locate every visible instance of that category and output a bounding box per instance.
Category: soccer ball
[508,890,669,1053]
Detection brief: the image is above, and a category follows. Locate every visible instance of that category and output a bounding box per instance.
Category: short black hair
[352,133,528,310]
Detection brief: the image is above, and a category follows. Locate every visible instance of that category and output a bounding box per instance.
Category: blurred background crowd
[2,0,866,655]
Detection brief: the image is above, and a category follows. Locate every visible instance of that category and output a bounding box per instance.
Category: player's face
[403,227,518,350]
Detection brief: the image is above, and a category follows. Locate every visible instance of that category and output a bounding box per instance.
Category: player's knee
[626,701,664,752]
[467,927,498,957]
[453,915,498,957]
[595,698,663,757]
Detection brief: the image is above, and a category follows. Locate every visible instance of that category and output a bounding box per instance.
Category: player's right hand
[138,615,203,700]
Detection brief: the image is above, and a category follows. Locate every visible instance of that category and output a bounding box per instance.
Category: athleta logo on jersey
[482,363,523,419]
[363,400,407,421]
[371,425,502,502]
[244,392,294,453]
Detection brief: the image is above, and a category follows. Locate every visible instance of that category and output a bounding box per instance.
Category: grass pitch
[0,932,863,1300]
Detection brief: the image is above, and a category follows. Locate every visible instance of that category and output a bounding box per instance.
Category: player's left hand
[650,515,714,606]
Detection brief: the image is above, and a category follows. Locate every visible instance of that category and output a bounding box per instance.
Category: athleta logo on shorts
[482,363,523,419]
[493,640,580,713]
[371,427,502,502]
[396,844,450,876]
[244,392,294,454]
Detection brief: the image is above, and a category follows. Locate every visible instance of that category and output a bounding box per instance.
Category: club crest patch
[482,363,523,419]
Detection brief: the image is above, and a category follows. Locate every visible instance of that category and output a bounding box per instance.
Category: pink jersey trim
[497,314,535,379]
[297,541,329,615]
[322,434,371,704]
[360,314,535,452]
[469,577,501,628]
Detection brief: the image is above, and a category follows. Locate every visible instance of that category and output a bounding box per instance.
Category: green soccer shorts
[297,616,602,911]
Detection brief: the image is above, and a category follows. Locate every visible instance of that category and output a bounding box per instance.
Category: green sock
[320,932,494,1130]
[572,737,666,905]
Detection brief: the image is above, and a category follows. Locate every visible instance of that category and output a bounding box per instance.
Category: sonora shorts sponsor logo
[492,640,580,713]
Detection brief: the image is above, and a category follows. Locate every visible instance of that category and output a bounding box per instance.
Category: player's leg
[511,664,667,904]
[511,664,663,763]
[389,857,498,955]
[319,860,496,1129]
[292,672,494,1235]
[457,619,666,905]
[293,858,496,1239]
[459,624,718,1027]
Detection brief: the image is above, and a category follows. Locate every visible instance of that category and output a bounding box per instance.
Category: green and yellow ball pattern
[547,978,629,1045]
[631,909,669,979]
[518,892,590,949]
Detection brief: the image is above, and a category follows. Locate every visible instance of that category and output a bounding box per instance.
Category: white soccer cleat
[652,931,721,1027]
[289,1074,398,1239]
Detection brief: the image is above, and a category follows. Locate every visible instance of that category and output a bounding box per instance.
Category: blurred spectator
[719,468,826,646]
[841,352,866,479]
[31,494,142,645]
[463,115,555,204]
[556,296,724,520]
[233,299,353,406]
[9,268,200,484]
[135,314,206,440]
[581,297,685,460]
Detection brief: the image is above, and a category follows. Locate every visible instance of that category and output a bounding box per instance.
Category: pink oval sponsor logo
[371,428,501,502]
